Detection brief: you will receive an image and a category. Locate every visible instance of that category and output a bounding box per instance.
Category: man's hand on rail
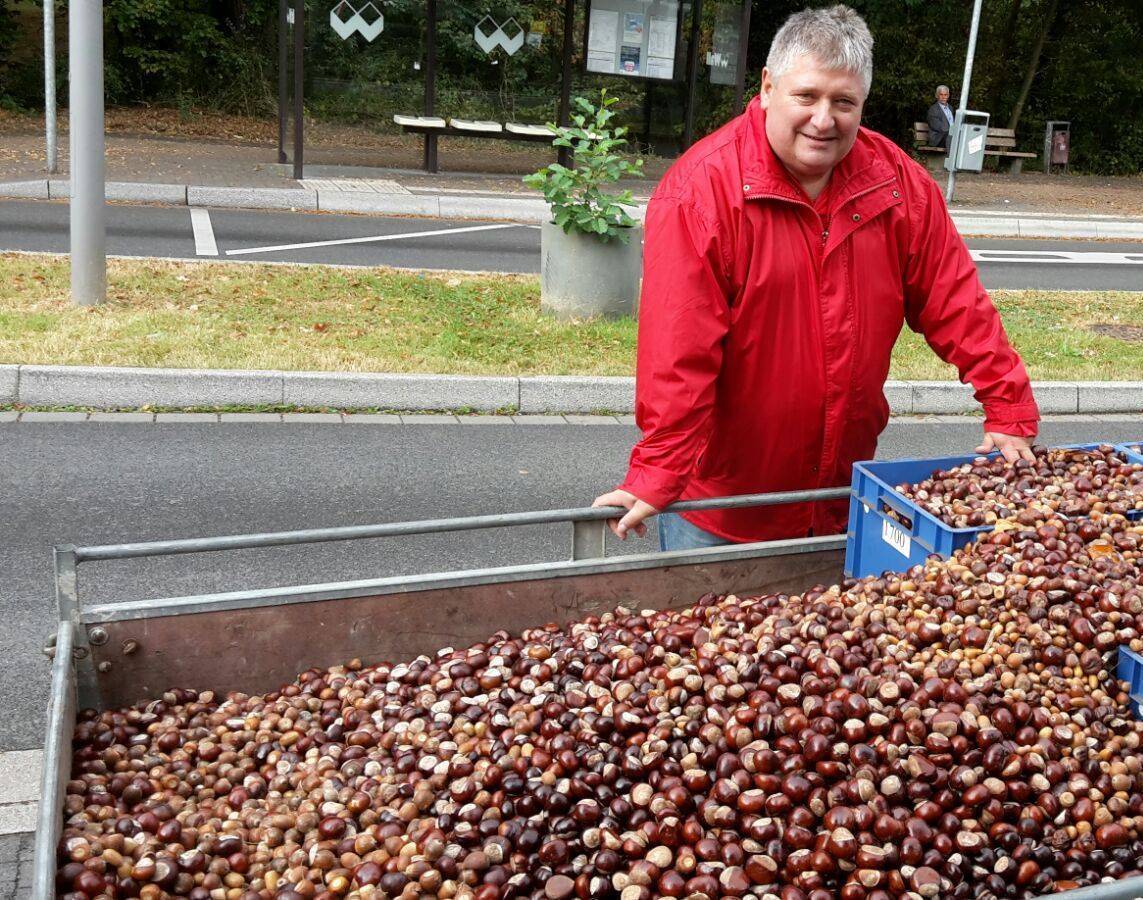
[592,489,659,541]
[976,431,1036,464]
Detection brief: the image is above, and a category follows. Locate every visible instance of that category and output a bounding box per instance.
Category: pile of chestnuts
[56,457,1143,899]
[892,445,1143,528]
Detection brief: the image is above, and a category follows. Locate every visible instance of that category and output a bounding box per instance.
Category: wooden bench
[394,115,557,172]
[912,121,1038,174]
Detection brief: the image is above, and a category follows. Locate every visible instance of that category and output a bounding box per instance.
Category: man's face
[937,87,950,104]
[759,55,865,186]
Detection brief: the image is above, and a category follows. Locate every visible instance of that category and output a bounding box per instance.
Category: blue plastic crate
[844,442,1140,579]
[1117,441,1143,465]
[1116,646,1143,720]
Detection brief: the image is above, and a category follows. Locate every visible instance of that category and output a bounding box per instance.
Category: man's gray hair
[935,84,950,98]
[766,5,874,96]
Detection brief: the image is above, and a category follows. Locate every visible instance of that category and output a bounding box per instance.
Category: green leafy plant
[524,91,644,244]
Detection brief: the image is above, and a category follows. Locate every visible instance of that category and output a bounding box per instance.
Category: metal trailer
[32,488,1143,900]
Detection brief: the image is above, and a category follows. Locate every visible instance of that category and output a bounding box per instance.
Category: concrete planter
[540,220,642,319]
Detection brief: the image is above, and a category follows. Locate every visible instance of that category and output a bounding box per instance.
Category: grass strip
[2,254,1140,381]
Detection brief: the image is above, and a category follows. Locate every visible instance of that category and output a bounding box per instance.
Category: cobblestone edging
[0,366,1140,417]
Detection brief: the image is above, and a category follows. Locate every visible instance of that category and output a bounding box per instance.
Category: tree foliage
[1,0,1140,173]
[523,91,644,243]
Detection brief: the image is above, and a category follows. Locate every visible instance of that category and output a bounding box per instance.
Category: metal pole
[557,0,574,169]
[278,0,288,164]
[69,0,106,307]
[733,0,752,115]
[44,0,58,174]
[292,0,304,180]
[682,0,704,149]
[945,0,983,203]
[423,0,438,173]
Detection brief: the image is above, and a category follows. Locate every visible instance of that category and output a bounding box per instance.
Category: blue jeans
[658,512,733,551]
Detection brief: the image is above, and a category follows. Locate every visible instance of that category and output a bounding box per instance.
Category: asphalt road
[3,416,1143,751]
[2,199,1142,290]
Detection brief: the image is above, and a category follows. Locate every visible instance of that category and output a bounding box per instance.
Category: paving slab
[154,413,219,423]
[519,375,634,415]
[616,415,637,426]
[1078,382,1143,414]
[282,372,516,412]
[511,415,568,425]
[883,381,912,415]
[438,195,547,223]
[0,412,17,423]
[187,185,318,211]
[0,180,49,199]
[219,413,284,423]
[317,192,441,216]
[46,180,189,204]
[18,365,283,408]
[399,414,459,424]
[564,415,621,425]
[1039,414,1099,423]
[18,411,88,422]
[282,413,343,423]
[109,181,187,204]
[1032,382,1080,414]
[0,367,17,405]
[458,415,514,424]
[343,413,402,424]
[0,752,40,807]
[0,803,35,837]
[910,381,976,414]
[88,412,155,423]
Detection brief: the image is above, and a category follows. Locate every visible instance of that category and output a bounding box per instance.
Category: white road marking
[226,222,522,257]
[972,249,1143,265]
[189,208,218,256]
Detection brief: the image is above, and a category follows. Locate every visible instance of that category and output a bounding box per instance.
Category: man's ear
[759,67,774,110]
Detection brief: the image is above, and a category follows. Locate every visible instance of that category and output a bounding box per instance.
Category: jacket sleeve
[902,170,1040,437]
[925,104,945,144]
[618,196,732,510]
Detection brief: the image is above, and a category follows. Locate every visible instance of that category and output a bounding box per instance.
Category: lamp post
[945,0,984,204]
[69,0,106,306]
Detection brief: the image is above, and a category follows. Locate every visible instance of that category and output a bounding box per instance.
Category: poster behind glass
[585,0,681,82]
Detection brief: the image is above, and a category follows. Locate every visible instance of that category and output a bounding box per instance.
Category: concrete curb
[4,179,1142,238]
[950,210,1143,240]
[2,366,1141,415]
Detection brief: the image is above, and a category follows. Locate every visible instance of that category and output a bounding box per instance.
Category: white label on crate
[882,518,911,558]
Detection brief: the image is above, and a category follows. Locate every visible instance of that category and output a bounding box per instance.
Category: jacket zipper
[741,175,897,505]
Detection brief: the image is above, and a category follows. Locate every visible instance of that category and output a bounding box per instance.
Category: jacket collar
[739,95,896,207]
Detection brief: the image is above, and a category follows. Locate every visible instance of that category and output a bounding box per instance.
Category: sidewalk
[3,128,1143,238]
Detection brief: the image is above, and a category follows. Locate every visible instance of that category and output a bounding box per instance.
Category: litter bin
[1044,120,1070,174]
[944,109,990,173]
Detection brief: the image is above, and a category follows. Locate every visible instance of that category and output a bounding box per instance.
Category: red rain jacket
[620,98,1040,542]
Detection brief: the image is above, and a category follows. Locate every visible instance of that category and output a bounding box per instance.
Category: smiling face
[759,54,865,191]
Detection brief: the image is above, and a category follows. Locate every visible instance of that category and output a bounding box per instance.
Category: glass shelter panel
[305,0,427,130]
[436,0,566,125]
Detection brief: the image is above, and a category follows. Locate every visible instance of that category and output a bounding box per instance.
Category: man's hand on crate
[975,430,1036,464]
[592,489,660,540]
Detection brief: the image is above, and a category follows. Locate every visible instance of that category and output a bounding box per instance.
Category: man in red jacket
[594,4,1039,550]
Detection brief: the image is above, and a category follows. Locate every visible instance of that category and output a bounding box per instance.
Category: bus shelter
[277,0,754,176]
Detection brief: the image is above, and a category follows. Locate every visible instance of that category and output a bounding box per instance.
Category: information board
[585,0,680,82]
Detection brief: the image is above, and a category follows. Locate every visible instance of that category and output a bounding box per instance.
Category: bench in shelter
[394,115,557,173]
